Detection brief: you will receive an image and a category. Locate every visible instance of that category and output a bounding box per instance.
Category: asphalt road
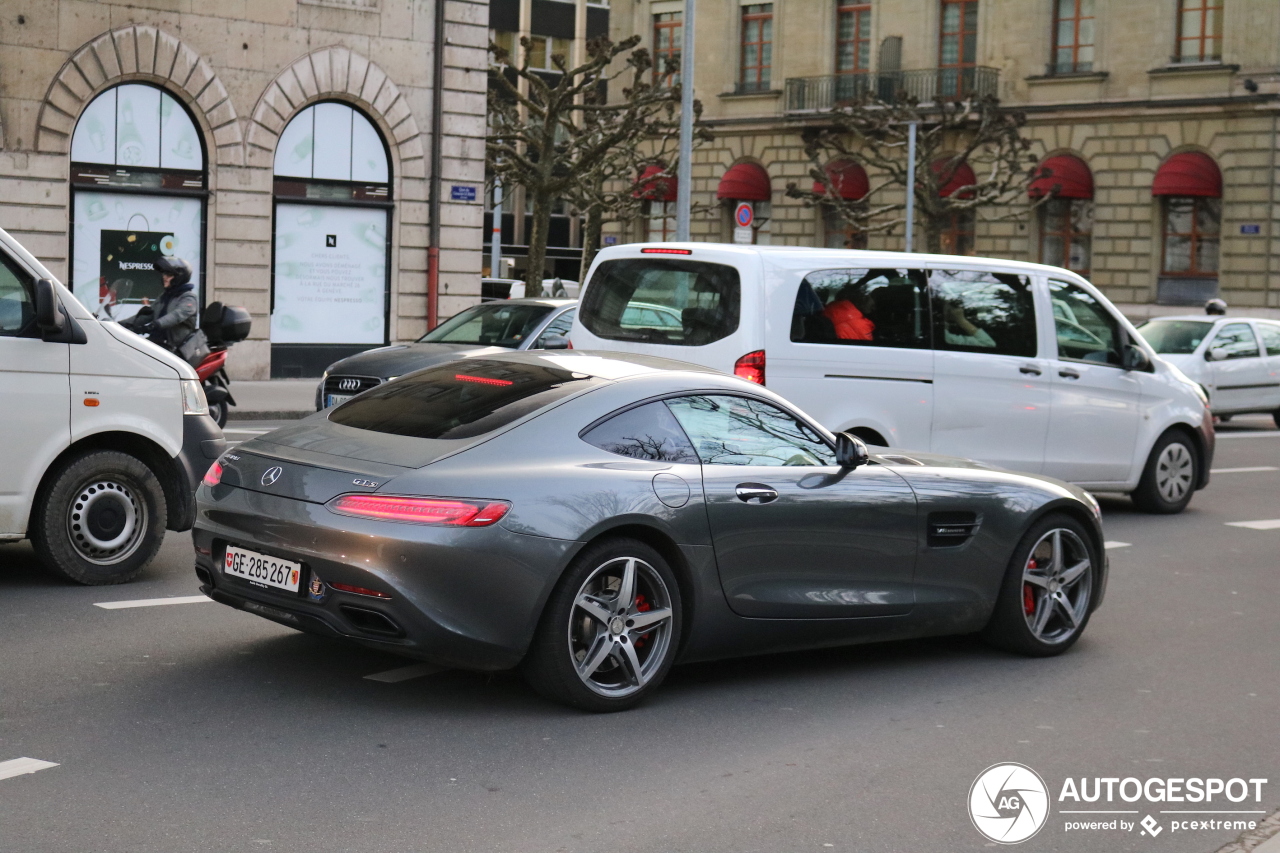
[1,417,1277,853]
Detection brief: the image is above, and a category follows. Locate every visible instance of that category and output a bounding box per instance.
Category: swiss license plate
[326,393,353,408]
[224,545,302,593]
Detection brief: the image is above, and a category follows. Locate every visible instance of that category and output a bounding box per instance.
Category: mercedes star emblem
[260,466,283,486]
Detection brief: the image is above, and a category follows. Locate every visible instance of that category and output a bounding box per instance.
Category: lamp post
[674,0,695,241]
[904,120,918,253]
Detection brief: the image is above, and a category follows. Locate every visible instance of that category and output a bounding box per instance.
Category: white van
[569,243,1214,513]
[0,227,224,583]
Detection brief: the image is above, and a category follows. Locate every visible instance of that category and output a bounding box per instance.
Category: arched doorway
[69,83,206,321]
[270,101,393,378]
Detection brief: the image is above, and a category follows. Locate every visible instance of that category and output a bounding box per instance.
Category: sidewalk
[228,379,316,420]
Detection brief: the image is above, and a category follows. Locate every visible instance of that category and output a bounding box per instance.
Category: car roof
[484,297,576,308]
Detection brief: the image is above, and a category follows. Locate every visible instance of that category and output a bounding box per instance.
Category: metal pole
[904,120,917,253]
[426,0,446,328]
[674,0,695,242]
[491,178,503,278]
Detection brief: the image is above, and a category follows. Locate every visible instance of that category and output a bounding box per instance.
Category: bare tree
[786,93,1045,254]
[487,36,691,295]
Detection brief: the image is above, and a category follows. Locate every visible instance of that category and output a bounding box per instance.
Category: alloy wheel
[1155,442,1194,503]
[568,556,675,698]
[66,478,147,566]
[1021,528,1093,645]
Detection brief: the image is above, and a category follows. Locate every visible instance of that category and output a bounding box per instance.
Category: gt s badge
[352,478,380,488]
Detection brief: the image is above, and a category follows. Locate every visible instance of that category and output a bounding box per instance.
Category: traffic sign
[734,202,754,229]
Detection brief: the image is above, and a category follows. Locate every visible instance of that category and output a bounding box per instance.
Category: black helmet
[1204,298,1227,315]
[154,256,192,286]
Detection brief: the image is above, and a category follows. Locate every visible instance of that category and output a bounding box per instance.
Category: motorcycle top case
[219,305,252,343]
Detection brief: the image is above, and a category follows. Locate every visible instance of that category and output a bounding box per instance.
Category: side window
[664,395,836,467]
[1048,280,1123,366]
[534,309,575,347]
[791,268,930,349]
[0,256,35,337]
[580,401,699,463]
[930,270,1037,357]
[1210,323,1259,359]
[1257,323,1280,357]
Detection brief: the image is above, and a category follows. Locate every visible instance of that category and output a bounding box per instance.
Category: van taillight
[734,350,766,385]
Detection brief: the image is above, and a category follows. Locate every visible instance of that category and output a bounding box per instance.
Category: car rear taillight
[202,461,223,487]
[327,494,511,526]
[734,350,766,385]
[640,247,692,255]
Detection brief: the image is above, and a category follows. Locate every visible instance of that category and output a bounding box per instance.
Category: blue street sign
[450,185,477,202]
[1240,224,1261,235]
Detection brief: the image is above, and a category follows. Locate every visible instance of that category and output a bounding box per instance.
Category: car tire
[981,513,1098,657]
[1273,408,1280,430]
[209,401,228,428]
[31,450,167,585]
[1129,430,1198,514]
[521,537,682,712]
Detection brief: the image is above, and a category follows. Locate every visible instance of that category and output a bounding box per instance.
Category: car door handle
[1059,368,1081,379]
[1019,364,1042,376]
[735,484,778,504]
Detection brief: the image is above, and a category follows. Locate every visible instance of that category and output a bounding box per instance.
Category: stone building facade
[0,0,489,378]
[605,0,1280,315]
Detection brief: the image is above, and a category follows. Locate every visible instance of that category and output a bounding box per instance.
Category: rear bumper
[192,485,574,670]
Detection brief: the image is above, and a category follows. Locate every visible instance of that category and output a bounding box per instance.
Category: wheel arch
[31,431,188,534]
[1022,498,1108,610]
[1159,422,1209,490]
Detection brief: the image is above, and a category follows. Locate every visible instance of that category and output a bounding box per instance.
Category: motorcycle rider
[133,257,202,359]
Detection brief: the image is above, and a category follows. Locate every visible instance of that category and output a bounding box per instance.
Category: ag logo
[968,763,1050,844]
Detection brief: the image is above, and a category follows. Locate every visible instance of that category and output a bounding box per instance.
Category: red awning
[1153,151,1222,197]
[633,165,677,202]
[1029,154,1094,199]
[717,161,772,201]
[932,158,977,198]
[812,160,869,200]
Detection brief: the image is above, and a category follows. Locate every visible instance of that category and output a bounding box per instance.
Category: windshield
[329,359,603,440]
[580,258,740,346]
[1136,320,1214,354]
[418,303,553,347]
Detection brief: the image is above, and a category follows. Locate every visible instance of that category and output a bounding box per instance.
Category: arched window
[270,102,392,378]
[1153,151,1221,303]
[69,83,206,320]
[1030,154,1094,276]
[717,162,772,245]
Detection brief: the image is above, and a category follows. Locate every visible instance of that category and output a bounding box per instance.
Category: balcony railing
[784,67,999,112]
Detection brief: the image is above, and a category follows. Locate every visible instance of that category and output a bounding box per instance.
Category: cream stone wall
[606,0,1280,310]
[0,0,489,378]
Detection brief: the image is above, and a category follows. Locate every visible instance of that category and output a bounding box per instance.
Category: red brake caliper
[1023,558,1037,616]
[634,593,652,648]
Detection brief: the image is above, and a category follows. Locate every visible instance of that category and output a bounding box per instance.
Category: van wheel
[31,450,167,585]
[1129,431,1198,514]
[208,401,228,428]
[1272,408,1280,429]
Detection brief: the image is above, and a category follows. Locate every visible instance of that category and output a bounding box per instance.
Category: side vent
[879,454,924,466]
[927,511,980,548]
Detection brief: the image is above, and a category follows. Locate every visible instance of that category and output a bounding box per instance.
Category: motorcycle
[122,302,251,428]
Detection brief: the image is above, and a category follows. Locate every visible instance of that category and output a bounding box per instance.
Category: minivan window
[1136,319,1213,354]
[0,255,35,336]
[581,401,699,463]
[791,268,930,349]
[580,258,740,346]
[930,270,1036,357]
[665,395,836,466]
[329,359,602,439]
[1049,280,1123,365]
[419,303,553,347]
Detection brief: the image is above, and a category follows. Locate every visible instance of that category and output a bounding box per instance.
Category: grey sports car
[194,351,1107,711]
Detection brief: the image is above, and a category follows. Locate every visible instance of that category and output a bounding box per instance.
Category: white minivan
[0,227,224,583]
[569,243,1214,513]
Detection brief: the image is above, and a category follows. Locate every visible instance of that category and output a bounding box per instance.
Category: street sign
[450,185,477,202]
[1241,224,1261,235]
[734,202,754,229]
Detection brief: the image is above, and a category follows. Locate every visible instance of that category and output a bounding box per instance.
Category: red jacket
[823,300,875,341]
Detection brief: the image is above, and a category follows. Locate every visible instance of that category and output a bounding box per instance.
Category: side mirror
[1205,347,1228,362]
[1122,343,1151,372]
[836,432,870,469]
[540,334,570,350]
[34,279,64,334]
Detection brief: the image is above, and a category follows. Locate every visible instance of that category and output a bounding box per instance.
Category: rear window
[329,359,602,439]
[1137,320,1214,354]
[580,258,740,346]
[418,302,553,347]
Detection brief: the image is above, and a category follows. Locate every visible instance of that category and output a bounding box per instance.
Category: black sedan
[196,351,1107,712]
[315,298,576,409]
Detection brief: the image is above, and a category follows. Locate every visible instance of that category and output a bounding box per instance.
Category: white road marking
[1104,541,1132,550]
[363,663,444,683]
[1210,466,1278,474]
[1226,519,1280,530]
[94,595,213,610]
[0,757,58,781]
[1215,431,1280,439]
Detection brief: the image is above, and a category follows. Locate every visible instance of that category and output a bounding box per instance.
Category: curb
[1211,807,1280,853]
[228,410,311,421]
